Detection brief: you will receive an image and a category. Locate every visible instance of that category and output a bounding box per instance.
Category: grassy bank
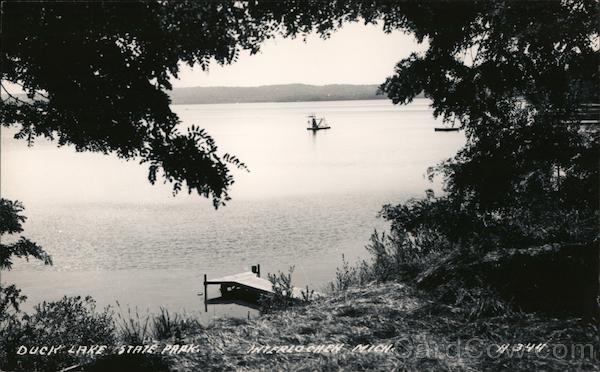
[2,280,598,371]
[163,282,598,371]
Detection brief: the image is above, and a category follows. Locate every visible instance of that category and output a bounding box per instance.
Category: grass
[3,280,597,371]
[152,307,203,341]
[164,282,599,371]
[115,303,203,345]
[115,302,152,345]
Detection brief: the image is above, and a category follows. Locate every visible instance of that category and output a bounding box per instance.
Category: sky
[172,22,426,88]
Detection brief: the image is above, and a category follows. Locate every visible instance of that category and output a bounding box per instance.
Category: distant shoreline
[169,83,424,105]
[169,96,393,106]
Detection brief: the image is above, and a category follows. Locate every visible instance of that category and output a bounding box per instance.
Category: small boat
[434,127,460,132]
[307,114,331,131]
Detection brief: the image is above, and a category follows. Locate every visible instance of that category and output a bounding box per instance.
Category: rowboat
[434,127,460,132]
[307,114,331,131]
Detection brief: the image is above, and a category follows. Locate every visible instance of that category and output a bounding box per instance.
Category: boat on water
[307,114,331,131]
[434,127,460,132]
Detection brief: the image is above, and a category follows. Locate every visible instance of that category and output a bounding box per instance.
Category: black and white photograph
[1,1,598,371]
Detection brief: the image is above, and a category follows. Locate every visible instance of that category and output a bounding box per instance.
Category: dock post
[203,274,208,312]
[252,264,261,277]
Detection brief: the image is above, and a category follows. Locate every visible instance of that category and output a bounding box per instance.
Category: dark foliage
[0,296,115,372]
[0,199,52,320]
[0,284,26,316]
[417,243,599,318]
[377,0,598,211]
[0,199,56,370]
[2,1,269,207]
[309,0,599,318]
[0,298,206,371]
[373,1,599,309]
[0,199,52,271]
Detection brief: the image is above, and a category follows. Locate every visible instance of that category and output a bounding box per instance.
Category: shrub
[260,266,296,313]
[260,266,317,313]
[329,254,373,292]
[327,184,599,320]
[0,296,115,372]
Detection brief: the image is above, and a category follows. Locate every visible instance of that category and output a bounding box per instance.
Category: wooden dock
[203,265,312,311]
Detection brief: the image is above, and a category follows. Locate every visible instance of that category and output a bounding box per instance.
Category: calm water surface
[1,99,464,320]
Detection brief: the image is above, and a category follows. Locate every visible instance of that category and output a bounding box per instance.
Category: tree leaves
[1,1,270,206]
[378,0,599,210]
[0,198,53,271]
[0,199,27,236]
[0,237,53,271]
[2,1,597,210]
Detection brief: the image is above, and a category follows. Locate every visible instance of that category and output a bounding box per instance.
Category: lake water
[1,99,464,321]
